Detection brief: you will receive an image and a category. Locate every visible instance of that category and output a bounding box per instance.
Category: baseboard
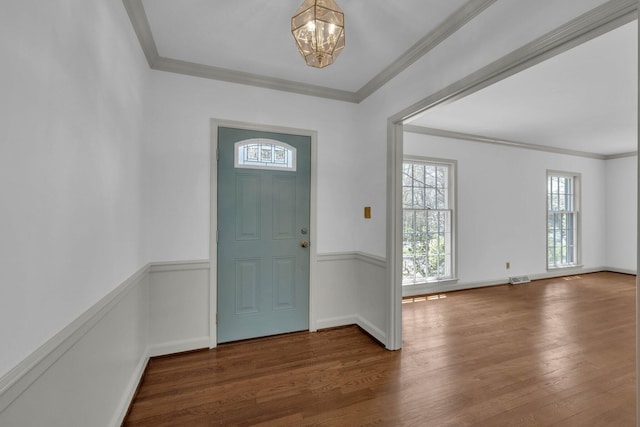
[603,267,637,275]
[315,315,359,330]
[402,266,635,297]
[148,337,211,358]
[7,254,627,425]
[529,266,606,281]
[110,352,150,427]
[316,314,387,345]
[355,316,387,345]
[0,260,214,425]
[0,263,150,415]
[403,277,508,296]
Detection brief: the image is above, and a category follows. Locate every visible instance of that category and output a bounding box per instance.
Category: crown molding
[604,151,639,159]
[122,0,159,65]
[122,0,357,102]
[355,0,497,103]
[396,0,638,122]
[404,125,637,160]
[122,0,494,103]
[124,0,636,104]
[152,56,358,103]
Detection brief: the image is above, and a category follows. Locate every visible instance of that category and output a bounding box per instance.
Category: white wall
[0,0,149,378]
[605,156,638,273]
[314,253,388,344]
[404,133,608,287]
[148,262,211,356]
[0,268,149,427]
[140,0,614,351]
[348,0,610,347]
[353,0,610,258]
[141,72,386,340]
[142,72,362,261]
[0,0,631,424]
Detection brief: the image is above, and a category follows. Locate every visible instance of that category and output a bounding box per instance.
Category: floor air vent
[509,275,531,285]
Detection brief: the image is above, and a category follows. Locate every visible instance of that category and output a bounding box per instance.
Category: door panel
[272,176,296,239]
[273,257,296,310]
[235,259,259,314]
[236,174,261,240]
[217,127,310,343]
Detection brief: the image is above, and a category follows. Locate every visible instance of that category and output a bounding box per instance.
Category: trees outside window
[402,160,455,284]
[547,172,580,268]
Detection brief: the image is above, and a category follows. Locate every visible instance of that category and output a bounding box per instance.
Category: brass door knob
[300,240,309,248]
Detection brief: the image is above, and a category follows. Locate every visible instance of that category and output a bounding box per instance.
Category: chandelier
[291,0,345,68]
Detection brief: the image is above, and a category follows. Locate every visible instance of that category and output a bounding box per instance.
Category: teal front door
[217,127,311,343]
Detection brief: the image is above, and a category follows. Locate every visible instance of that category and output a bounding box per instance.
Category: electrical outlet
[506,262,510,270]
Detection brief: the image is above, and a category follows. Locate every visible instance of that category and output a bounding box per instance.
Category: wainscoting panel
[148,261,211,356]
[314,253,358,330]
[316,252,388,345]
[354,252,388,344]
[0,255,389,426]
[0,265,150,427]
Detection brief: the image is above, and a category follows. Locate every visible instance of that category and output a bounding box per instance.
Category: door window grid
[547,174,579,268]
[402,162,453,284]
[235,139,296,171]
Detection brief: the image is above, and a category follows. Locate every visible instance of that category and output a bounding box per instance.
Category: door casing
[209,119,318,348]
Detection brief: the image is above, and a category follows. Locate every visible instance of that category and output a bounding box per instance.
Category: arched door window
[234,139,297,171]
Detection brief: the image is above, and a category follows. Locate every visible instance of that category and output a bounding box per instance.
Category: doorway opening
[386,14,638,350]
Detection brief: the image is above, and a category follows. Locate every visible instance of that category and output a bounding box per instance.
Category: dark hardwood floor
[123,272,636,426]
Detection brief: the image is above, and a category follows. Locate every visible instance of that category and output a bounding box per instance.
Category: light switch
[364,206,371,219]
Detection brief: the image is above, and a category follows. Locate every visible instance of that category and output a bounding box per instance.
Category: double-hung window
[547,172,580,268]
[402,159,455,284]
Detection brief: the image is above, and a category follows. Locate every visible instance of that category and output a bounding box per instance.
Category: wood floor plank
[123,272,636,426]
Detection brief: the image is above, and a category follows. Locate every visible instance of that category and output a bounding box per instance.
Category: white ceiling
[141,0,469,93]
[408,20,638,157]
[127,1,638,157]
[126,0,499,101]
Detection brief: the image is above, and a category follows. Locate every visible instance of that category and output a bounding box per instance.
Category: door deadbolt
[301,228,308,235]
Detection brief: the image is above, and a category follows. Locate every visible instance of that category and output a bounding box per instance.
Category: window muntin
[402,160,454,284]
[235,139,296,171]
[547,173,580,268]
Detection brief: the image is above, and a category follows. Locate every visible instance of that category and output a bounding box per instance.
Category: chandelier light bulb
[291,0,345,68]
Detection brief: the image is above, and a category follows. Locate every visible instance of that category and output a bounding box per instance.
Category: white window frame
[402,156,457,289]
[546,170,581,270]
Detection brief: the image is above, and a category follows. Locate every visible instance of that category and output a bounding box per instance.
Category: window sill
[402,278,459,297]
[403,278,459,287]
[547,264,583,272]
